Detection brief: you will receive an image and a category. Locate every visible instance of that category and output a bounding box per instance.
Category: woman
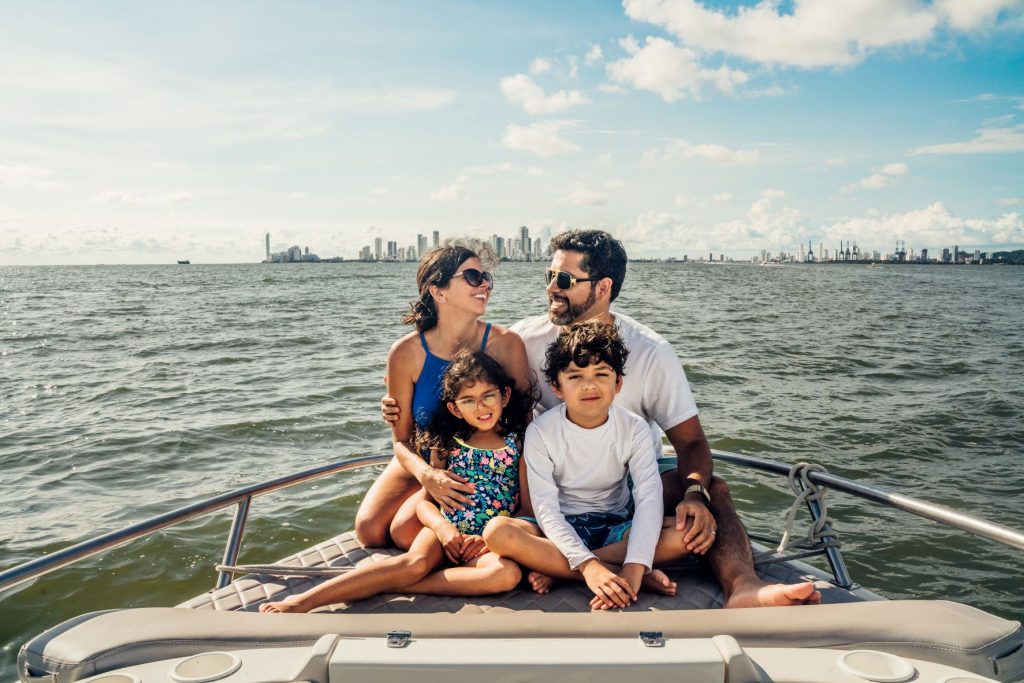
[354,245,532,550]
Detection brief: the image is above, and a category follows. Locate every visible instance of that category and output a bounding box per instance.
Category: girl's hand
[422,468,476,513]
[459,535,488,562]
[435,523,464,564]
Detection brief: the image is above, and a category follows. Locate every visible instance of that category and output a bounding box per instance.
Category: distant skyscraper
[417,234,428,259]
[519,226,530,260]
[374,237,383,261]
[432,230,440,248]
[265,233,270,262]
[495,236,505,259]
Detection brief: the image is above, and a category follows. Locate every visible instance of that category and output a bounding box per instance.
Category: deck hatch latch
[386,630,412,648]
[639,631,665,647]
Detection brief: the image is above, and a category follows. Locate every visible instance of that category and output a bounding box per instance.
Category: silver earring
[439,296,446,304]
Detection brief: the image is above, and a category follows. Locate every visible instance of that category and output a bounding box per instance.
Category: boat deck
[179,531,875,614]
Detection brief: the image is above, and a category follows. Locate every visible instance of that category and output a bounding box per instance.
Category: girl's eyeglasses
[452,268,494,290]
[546,269,600,290]
[454,390,501,411]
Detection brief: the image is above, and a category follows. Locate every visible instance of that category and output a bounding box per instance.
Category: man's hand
[580,559,637,610]
[460,534,488,562]
[422,469,476,513]
[381,396,400,425]
[675,499,716,555]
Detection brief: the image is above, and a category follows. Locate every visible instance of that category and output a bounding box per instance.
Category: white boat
[4,451,1023,683]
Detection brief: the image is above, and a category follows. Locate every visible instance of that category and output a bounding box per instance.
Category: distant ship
[177,259,190,265]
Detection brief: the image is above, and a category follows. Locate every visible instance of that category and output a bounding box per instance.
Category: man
[511,229,818,608]
[388,229,819,607]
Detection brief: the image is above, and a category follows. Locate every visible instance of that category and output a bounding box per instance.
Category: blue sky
[1,0,1022,264]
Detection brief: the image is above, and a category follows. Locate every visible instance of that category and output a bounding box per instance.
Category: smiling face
[551,360,621,428]
[447,379,510,433]
[546,250,600,326]
[438,256,491,315]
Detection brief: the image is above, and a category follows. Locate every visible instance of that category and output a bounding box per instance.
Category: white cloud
[502,121,581,158]
[674,191,733,208]
[911,125,1024,154]
[253,164,285,173]
[621,0,1020,69]
[0,165,61,190]
[287,192,307,200]
[430,183,466,202]
[823,202,1024,247]
[603,179,626,189]
[585,44,604,65]
[607,35,748,101]
[712,192,734,204]
[997,197,1021,206]
[568,56,580,79]
[645,138,760,165]
[529,58,552,76]
[598,83,628,94]
[94,190,193,206]
[499,74,590,114]
[841,162,909,193]
[561,187,608,206]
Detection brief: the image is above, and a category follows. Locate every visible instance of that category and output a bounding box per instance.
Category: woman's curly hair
[416,351,537,458]
[542,320,629,386]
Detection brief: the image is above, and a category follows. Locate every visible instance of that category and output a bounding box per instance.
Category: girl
[260,351,534,612]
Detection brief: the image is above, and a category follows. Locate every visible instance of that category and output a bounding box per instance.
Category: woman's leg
[389,487,430,550]
[354,456,421,547]
[403,552,522,596]
[259,526,444,613]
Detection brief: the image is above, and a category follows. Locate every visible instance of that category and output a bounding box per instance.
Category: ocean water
[1,261,1023,679]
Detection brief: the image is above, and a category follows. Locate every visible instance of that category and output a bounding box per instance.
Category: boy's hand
[381,396,400,425]
[675,500,716,555]
[460,535,488,562]
[434,523,464,563]
[589,564,645,610]
[579,559,637,609]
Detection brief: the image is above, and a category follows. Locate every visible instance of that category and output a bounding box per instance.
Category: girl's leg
[403,552,522,596]
[389,487,430,550]
[354,457,421,547]
[259,527,443,613]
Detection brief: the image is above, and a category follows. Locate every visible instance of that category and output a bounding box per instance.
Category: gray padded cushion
[177,532,865,613]
[20,602,1024,683]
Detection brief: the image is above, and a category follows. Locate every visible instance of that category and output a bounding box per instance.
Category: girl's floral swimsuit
[442,434,520,535]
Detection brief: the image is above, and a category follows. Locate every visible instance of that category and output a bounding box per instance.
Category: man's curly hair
[542,320,629,386]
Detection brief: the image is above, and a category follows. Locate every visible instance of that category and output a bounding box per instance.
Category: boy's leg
[403,552,522,596]
[259,526,443,613]
[592,517,690,567]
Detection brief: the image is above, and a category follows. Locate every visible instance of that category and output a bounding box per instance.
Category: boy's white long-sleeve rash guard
[524,403,664,572]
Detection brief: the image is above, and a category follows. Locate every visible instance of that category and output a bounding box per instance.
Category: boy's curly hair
[416,351,537,456]
[542,320,629,386]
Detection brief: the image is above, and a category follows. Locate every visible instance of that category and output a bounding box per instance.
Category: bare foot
[640,569,677,596]
[723,580,821,609]
[527,571,554,594]
[259,595,309,614]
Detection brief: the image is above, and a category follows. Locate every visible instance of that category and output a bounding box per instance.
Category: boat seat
[19,602,1024,683]
[177,531,867,613]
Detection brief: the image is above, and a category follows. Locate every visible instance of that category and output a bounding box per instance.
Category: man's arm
[664,416,717,554]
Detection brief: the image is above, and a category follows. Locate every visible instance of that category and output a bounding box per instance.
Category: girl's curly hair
[416,351,537,457]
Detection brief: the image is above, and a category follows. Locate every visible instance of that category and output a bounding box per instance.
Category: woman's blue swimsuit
[412,322,492,430]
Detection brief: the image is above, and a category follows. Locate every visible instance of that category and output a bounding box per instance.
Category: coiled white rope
[775,461,841,555]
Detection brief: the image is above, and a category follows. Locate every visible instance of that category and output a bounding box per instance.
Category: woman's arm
[386,338,475,512]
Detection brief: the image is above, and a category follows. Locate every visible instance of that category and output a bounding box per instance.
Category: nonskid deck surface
[179,531,869,614]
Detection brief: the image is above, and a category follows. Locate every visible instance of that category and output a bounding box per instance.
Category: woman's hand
[381,396,400,425]
[421,468,476,513]
[459,535,488,562]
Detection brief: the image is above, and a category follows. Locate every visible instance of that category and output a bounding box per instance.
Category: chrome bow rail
[2,450,1022,596]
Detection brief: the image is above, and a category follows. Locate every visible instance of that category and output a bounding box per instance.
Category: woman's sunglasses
[545,269,600,290]
[452,268,494,290]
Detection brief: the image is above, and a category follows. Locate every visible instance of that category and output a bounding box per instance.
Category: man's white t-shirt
[510,311,699,454]
[524,403,663,571]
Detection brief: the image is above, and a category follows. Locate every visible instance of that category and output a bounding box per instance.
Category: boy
[483,320,689,609]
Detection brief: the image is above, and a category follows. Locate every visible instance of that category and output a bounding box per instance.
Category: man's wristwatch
[684,482,711,505]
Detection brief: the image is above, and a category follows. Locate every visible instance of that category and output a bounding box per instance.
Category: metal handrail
[3,449,1022,597]
[710,449,1024,551]
[0,454,392,595]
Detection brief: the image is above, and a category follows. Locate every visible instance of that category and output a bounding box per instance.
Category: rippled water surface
[1,262,1023,680]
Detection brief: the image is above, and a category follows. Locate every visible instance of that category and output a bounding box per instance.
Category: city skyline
[2,2,1023,265]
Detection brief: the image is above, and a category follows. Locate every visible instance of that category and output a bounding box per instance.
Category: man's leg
[663,470,820,608]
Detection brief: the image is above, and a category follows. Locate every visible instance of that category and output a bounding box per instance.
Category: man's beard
[548,286,597,326]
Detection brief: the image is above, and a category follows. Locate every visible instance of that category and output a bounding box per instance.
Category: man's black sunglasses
[545,269,600,290]
[452,268,494,290]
